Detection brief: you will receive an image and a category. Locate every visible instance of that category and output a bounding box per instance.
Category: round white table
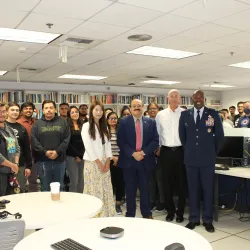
[14,217,212,250]
[1,192,102,229]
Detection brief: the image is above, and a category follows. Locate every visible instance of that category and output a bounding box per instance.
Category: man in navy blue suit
[179,90,224,233]
[117,99,159,219]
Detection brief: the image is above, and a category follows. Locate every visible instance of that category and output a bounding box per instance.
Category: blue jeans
[37,161,66,191]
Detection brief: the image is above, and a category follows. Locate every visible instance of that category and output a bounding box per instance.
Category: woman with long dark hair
[81,101,115,217]
[107,112,125,215]
[120,106,131,118]
[66,106,84,193]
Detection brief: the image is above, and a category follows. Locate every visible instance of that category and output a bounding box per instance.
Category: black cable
[0,211,22,220]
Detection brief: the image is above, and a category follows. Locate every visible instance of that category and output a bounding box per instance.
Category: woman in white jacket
[81,100,115,217]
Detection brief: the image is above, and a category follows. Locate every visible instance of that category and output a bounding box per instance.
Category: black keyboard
[51,238,92,250]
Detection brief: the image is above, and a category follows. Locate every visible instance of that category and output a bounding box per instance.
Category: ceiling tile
[0,0,41,12]
[67,49,116,68]
[0,9,28,29]
[235,0,250,4]
[0,41,46,54]
[90,3,163,28]
[73,53,143,75]
[172,0,249,22]
[184,41,229,53]
[214,31,250,46]
[214,9,250,31]
[18,13,83,34]
[150,35,201,49]
[0,52,32,68]
[69,21,130,40]
[20,54,60,69]
[34,0,112,19]
[118,0,196,13]
[137,14,204,37]
[208,46,249,58]
[179,23,238,41]
[28,63,79,81]
[39,45,83,58]
[1,72,36,81]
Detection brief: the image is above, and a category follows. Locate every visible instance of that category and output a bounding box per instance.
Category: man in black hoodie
[31,100,70,191]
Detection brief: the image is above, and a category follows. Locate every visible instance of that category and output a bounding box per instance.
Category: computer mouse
[164,243,185,250]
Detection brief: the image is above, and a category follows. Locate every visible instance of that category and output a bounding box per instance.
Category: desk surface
[215,167,250,179]
[14,217,212,250]
[1,192,102,229]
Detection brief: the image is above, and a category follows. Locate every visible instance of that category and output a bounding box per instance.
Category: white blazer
[81,122,112,161]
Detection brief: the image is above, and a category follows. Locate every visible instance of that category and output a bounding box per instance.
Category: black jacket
[66,129,85,159]
[5,121,32,169]
[31,115,71,162]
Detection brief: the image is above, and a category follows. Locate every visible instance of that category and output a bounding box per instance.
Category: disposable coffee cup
[50,182,60,201]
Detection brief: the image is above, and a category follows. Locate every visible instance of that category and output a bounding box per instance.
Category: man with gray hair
[156,89,187,223]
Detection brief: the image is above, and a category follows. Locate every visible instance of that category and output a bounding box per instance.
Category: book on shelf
[60,94,80,104]
[143,95,166,105]
[25,92,58,103]
[90,94,117,104]
[0,91,24,103]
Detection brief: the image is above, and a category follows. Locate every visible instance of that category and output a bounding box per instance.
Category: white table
[14,217,212,250]
[214,167,250,221]
[1,192,102,229]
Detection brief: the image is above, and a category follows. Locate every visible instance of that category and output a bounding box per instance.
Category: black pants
[0,174,8,196]
[110,160,125,202]
[160,146,187,216]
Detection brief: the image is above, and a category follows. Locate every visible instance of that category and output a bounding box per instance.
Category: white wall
[221,88,250,110]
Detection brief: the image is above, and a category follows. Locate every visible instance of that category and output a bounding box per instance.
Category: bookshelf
[0,91,24,103]
[0,90,221,118]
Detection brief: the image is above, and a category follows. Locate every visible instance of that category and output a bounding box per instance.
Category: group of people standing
[0,89,224,233]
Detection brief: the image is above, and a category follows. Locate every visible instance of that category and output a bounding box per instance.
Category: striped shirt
[110,132,120,156]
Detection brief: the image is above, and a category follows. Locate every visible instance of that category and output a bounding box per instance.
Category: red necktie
[136,119,142,151]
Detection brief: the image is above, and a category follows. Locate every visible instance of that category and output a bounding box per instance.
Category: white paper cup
[50,182,60,201]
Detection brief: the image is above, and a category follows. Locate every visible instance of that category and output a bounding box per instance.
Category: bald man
[179,90,224,233]
[156,89,187,223]
[117,99,159,219]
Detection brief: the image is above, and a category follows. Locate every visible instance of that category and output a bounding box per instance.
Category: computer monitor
[217,136,244,159]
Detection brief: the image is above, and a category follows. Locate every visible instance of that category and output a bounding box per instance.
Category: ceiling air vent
[12,68,42,73]
[145,76,158,79]
[50,35,105,49]
[64,37,94,44]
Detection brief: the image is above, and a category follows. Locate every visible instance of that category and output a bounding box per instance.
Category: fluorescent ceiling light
[127,46,201,59]
[0,71,7,76]
[142,80,180,85]
[58,74,107,80]
[0,28,61,44]
[229,61,250,69]
[204,84,234,88]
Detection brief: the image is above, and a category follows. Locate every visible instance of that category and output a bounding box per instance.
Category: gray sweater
[0,123,20,165]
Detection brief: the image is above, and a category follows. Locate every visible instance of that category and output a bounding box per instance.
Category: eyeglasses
[0,110,7,114]
[109,117,117,121]
[148,108,158,111]
[70,111,79,115]
[131,105,142,108]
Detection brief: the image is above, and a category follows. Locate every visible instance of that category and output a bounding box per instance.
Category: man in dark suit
[117,99,159,219]
[179,90,224,233]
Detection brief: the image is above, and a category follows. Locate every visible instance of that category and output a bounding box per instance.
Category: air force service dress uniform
[179,106,224,223]
[237,115,250,128]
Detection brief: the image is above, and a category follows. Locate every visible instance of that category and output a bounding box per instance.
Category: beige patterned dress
[84,146,115,217]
